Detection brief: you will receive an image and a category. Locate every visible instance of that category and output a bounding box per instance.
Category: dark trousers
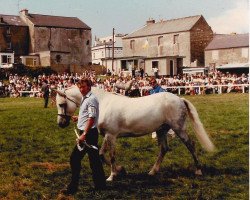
[69,128,106,189]
[44,96,49,108]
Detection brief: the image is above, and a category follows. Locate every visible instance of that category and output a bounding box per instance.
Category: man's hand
[71,115,78,122]
[76,133,86,144]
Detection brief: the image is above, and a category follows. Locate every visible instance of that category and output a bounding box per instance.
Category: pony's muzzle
[57,115,71,128]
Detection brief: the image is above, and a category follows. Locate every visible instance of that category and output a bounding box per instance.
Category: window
[152,61,159,69]
[1,55,12,64]
[158,36,163,46]
[26,58,38,66]
[86,40,90,45]
[130,40,135,49]
[173,34,179,44]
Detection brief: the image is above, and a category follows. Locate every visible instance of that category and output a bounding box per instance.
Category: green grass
[0,94,248,200]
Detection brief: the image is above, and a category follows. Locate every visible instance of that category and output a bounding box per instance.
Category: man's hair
[78,78,92,88]
[150,77,157,84]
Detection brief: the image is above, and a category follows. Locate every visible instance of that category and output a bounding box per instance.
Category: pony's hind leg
[175,128,203,175]
[149,124,170,176]
[99,134,111,166]
[105,134,126,181]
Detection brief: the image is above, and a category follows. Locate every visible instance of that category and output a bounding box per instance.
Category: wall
[190,17,213,66]
[33,27,91,71]
[92,45,123,64]
[19,11,92,72]
[0,25,29,56]
[122,32,191,66]
[205,47,249,66]
[102,59,121,75]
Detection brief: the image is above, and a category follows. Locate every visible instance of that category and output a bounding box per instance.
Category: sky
[0,0,249,39]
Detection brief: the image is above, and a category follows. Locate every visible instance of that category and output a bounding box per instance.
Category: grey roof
[123,15,202,39]
[0,14,27,26]
[27,13,91,29]
[205,34,249,50]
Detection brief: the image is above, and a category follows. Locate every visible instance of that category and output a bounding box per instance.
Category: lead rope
[73,124,98,151]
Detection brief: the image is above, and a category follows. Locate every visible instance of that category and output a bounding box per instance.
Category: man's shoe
[94,185,106,191]
[61,184,78,195]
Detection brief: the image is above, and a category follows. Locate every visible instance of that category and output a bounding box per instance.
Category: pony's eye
[59,104,64,108]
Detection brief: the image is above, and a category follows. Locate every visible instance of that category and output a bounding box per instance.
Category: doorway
[170,60,174,76]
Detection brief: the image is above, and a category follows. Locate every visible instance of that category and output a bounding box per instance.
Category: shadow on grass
[202,165,248,176]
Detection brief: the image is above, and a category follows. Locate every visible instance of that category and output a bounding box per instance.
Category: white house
[91,34,124,65]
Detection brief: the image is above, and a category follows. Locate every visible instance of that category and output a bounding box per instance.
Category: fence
[13,84,249,97]
[19,90,40,97]
[139,84,249,96]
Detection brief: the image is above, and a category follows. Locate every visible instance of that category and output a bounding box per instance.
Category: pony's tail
[182,98,215,152]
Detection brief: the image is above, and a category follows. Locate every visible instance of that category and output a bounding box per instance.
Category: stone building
[103,15,213,76]
[0,15,29,67]
[19,9,92,73]
[205,33,249,73]
[0,9,92,72]
[120,15,213,76]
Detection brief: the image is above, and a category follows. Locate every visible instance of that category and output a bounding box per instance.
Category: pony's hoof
[117,166,127,176]
[106,176,114,182]
[148,170,156,176]
[195,169,202,176]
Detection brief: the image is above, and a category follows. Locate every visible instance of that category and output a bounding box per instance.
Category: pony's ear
[56,90,66,98]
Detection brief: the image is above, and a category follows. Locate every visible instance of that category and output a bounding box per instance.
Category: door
[170,60,174,76]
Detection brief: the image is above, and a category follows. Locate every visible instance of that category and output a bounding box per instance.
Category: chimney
[20,9,28,16]
[146,18,155,25]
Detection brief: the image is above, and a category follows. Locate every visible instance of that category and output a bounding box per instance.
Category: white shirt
[77,91,99,130]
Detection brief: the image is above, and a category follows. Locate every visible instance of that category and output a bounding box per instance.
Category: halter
[57,88,79,118]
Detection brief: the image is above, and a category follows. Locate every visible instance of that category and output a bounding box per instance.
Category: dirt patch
[30,162,69,172]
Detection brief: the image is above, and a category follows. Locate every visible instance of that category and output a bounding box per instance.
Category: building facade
[19,9,92,73]
[121,15,213,76]
[0,9,92,72]
[205,33,249,72]
[92,34,124,65]
[0,15,29,67]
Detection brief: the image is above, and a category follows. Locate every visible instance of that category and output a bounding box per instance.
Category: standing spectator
[149,78,175,139]
[140,67,144,78]
[41,80,50,108]
[153,67,159,78]
[149,78,165,94]
[132,66,136,78]
[62,78,106,195]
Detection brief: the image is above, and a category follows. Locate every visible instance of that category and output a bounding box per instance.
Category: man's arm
[78,117,95,142]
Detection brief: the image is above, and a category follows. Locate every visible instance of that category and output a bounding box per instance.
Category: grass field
[0,94,248,200]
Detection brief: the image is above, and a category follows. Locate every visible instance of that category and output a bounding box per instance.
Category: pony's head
[55,86,82,128]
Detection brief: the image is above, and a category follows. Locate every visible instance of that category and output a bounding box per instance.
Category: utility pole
[112,28,115,72]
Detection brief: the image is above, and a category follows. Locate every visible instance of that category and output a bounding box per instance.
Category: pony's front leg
[149,125,170,176]
[149,135,169,176]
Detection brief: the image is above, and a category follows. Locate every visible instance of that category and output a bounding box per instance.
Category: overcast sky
[0,0,249,38]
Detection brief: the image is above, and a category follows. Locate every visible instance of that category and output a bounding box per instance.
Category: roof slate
[27,14,91,29]
[205,34,249,50]
[123,15,202,39]
[0,14,27,26]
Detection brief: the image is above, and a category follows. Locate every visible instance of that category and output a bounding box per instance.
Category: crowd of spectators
[0,69,248,98]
